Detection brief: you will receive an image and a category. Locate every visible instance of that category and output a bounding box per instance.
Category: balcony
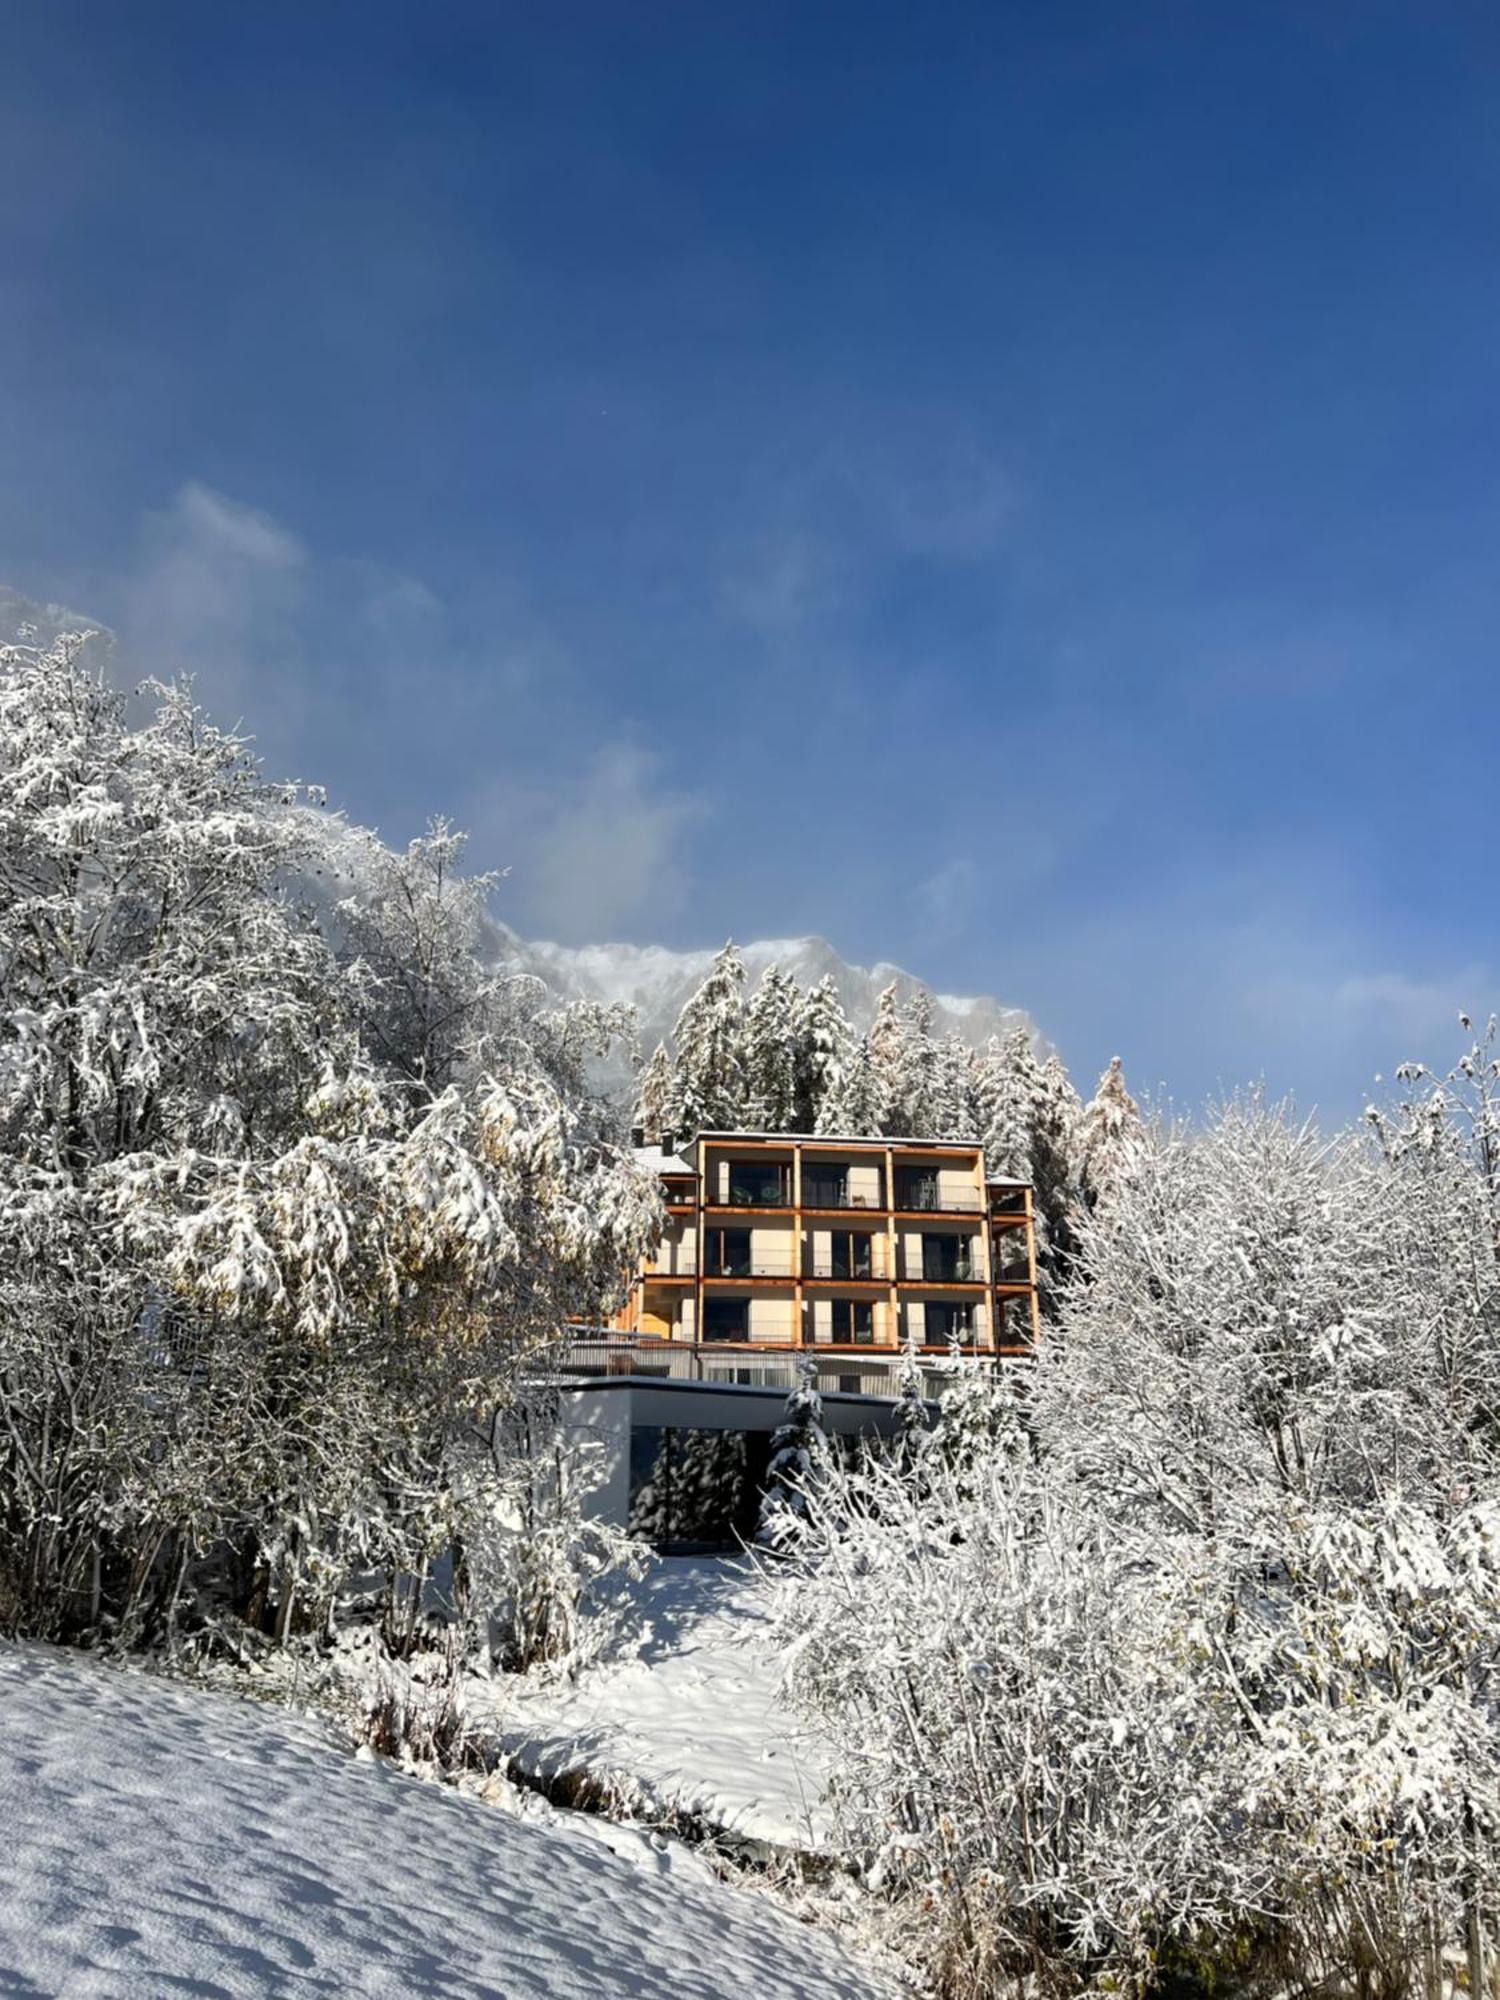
[893,1188,983,1214]
[703,1256,796,1280]
[800,1184,885,1212]
[712,1183,793,1209]
[900,1257,982,1284]
[806,1258,886,1281]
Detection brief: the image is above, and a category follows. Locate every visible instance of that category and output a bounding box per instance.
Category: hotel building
[615,1130,1040,1356]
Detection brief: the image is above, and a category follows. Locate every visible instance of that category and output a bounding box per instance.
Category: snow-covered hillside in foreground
[506,928,1036,1058]
[0,1641,894,2000]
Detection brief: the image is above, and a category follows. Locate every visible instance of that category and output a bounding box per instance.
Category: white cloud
[124,481,309,730]
[513,744,707,943]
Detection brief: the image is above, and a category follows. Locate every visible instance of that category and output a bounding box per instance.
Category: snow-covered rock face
[495,929,1037,1057]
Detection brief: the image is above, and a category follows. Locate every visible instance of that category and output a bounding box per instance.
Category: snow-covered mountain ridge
[499,928,1038,1056]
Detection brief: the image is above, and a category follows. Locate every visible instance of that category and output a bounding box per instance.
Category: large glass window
[703,1297,750,1341]
[831,1230,875,1279]
[829,1298,876,1345]
[705,1227,752,1276]
[727,1161,789,1206]
[897,1168,941,1211]
[921,1301,976,1345]
[921,1234,974,1281]
[803,1162,849,1208]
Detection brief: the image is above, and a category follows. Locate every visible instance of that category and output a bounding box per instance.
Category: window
[921,1301,976,1345]
[703,1297,749,1342]
[897,1168,941,1211]
[920,1234,974,1281]
[830,1230,874,1279]
[706,1227,751,1276]
[803,1162,849,1208]
[727,1161,788,1206]
[829,1298,875,1345]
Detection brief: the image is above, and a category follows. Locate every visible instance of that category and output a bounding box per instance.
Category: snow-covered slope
[0,1640,892,1999]
[503,928,1035,1056]
[500,1556,831,1853]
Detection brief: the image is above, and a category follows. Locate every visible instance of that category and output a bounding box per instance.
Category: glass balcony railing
[704,1257,796,1279]
[894,1187,983,1213]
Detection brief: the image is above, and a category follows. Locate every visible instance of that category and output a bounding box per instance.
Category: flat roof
[681,1128,988,1152]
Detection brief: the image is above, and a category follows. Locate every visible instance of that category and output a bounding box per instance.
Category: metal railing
[807,1259,886,1280]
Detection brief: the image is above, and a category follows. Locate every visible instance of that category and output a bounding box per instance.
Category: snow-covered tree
[1076,1054,1143,1211]
[663,941,746,1138]
[973,1028,1037,1180]
[741,965,802,1131]
[0,632,659,1651]
[928,1033,978,1141]
[463,1377,646,1677]
[755,1359,827,1551]
[795,975,852,1131]
[767,1081,1500,1997]
[632,1041,675,1146]
[816,1034,890,1136]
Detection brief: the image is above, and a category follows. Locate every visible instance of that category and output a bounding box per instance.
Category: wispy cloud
[473,743,708,943]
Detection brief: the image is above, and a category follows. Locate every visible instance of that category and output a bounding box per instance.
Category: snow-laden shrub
[461,1381,648,1678]
[771,1082,1500,1998]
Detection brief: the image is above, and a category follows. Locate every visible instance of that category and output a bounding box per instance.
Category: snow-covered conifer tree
[816,1035,889,1136]
[663,942,746,1138]
[632,1041,675,1146]
[755,1359,827,1551]
[972,1028,1035,1179]
[928,1034,979,1141]
[1076,1054,1143,1211]
[865,983,907,1133]
[795,975,852,1131]
[741,965,802,1131]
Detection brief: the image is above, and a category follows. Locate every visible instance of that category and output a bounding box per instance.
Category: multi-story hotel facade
[615,1130,1041,1357]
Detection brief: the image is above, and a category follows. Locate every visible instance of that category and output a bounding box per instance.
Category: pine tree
[930,1034,979,1141]
[1031,1052,1084,1308]
[816,1035,890,1135]
[756,1358,827,1550]
[974,1029,1037,1179]
[866,982,907,1134]
[742,965,802,1131]
[893,989,940,1135]
[893,1321,931,1467]
[664,941,747,1137]
[633,1041,675,1146]
[1077,1056,1143,1211]
[796,976,853,1131]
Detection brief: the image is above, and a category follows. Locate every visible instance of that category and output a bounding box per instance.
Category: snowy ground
[497,1556,833,1852]
[0,1639,893,1999]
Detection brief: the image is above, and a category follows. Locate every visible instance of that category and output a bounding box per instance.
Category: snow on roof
[682,1127,988,1152]
[633,1144,693,1175]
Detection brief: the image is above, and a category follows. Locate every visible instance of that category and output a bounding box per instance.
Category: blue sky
[3,1,1498,1118]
